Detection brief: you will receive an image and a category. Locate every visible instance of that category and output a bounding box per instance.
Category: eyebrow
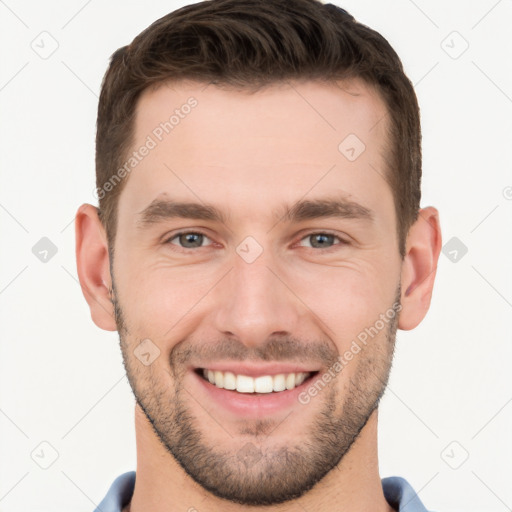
[280,197,373,223]
[136,195,374,228]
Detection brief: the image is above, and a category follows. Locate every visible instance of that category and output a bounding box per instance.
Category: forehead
[135,78,388,155]
[118,78,393,227]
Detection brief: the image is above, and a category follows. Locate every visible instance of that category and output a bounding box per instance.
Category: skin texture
[76,79,441,512]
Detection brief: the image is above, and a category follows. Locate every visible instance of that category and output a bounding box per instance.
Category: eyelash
[163,230,348,252]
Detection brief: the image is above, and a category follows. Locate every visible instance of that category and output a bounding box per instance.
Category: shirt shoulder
[94,472,435,511]
[382,476,437,512]
[93,471,136,512]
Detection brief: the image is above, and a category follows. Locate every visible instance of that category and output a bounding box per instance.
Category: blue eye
[166,232,213,249]
[164,231,346,252]
[299,233,344,249]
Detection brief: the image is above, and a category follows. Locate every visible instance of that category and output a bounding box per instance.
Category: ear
[75,203,117,331]
[398,206,442,330]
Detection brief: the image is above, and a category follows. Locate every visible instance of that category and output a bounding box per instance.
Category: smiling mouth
[194,368,319,394]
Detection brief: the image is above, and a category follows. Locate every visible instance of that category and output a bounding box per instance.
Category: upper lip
[193,363,320,377]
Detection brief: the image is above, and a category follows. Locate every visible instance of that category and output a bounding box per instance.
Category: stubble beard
[112,279,400,506]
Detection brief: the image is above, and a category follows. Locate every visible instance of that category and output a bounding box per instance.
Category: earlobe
[75,203,117,331]
[398,207,442,331]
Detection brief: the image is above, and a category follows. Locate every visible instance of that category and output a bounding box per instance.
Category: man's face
[111,79,403,505]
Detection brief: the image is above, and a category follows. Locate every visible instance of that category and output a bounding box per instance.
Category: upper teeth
[202,369,310,393]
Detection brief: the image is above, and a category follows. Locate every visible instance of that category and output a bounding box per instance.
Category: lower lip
[192,370,317,418]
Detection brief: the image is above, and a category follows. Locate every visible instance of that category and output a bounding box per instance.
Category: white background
[0,1,511,511]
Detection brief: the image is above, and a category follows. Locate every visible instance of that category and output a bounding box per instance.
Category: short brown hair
[96,0,421,257]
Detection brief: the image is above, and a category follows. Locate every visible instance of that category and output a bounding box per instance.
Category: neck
[126,405,395,512]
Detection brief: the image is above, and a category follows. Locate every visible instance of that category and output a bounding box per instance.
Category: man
[75,0,442,510]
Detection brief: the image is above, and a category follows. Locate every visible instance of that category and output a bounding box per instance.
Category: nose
[211,248,302,348]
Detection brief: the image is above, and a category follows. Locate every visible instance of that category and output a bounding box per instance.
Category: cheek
[286,257,399,342]
[114,259,218,340]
